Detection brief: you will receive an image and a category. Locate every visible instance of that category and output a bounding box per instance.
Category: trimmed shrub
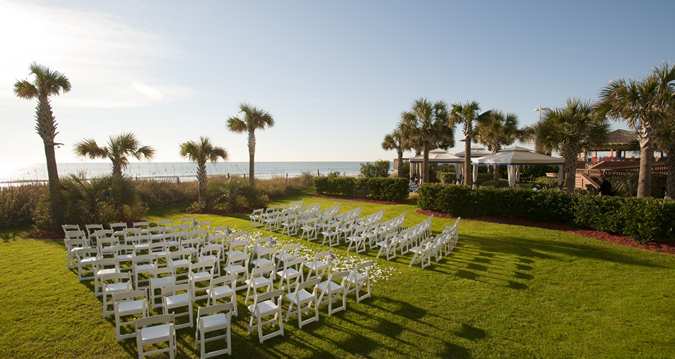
[418,184,572,222]
[418,184,674,243]
[572,195,675,243]
[360,161,390,177]
[33,175,147,230]
[315,176,408,202]
[135,180,196,209]
[205,177,269,214]
[315,176,356,197]
[0,185,46,229]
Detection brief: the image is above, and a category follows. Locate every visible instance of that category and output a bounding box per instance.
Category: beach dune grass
[1,195,675,358]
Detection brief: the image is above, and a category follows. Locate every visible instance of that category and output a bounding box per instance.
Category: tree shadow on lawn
[460,234,665,268]
[423,232,665,291]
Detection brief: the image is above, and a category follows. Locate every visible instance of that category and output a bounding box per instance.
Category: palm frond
[134,145,155,160]
[227,117,247,133]
[75,139,108,159]
[13,80,38,99]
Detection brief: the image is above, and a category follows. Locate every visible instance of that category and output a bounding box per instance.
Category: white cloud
[0,0,192,107]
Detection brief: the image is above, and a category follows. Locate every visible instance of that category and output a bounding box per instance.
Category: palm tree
[651,63,675,198]
[180,137,228,205]
[400,98,454,183]
[474,111,523,179]
[14,63,71,226]
[534,99,609,193]
[381,126,410,178]
[449,102,491,186]
[75,133,155,177]
[597,65,673,197]
[227,104,274,186]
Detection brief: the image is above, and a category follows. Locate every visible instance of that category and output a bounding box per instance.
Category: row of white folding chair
[409,218,461,268]
[247,259,373,343]
[109,284,234,358]
[376,218,430,259]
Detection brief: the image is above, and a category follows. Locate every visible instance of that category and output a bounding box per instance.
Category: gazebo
[471,146,565,187]
[409,147,490,182]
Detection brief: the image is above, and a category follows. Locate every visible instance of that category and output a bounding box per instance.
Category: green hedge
[418,184,572,223]
[418,184,674,243]
[315,176,408,202]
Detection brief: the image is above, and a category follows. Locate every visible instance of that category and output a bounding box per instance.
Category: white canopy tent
[471,146,565,187]
[409,147,490,183]
[408,149,463,182]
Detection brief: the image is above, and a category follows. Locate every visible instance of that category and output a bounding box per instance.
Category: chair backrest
[253,289,284,304]
[133,221,149,229]
[197,302,233,318]
[209,274,236,289]
[190,259,214,274]
[112,289,147,303]
[101,271,131,283]
[109,222,127,231]
[133,254,156,266]
[85,224,104,238]
[250,263,274,278]
[294,277,319,293]
[168,283,190,297]
[62,224,81,232]
[135,314,174,330]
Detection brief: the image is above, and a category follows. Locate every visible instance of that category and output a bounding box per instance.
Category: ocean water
[2,162,363,182]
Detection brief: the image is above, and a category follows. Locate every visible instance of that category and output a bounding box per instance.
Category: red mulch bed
[416,208,675,255]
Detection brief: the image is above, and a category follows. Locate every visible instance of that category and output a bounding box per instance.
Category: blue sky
[1,0,674,176]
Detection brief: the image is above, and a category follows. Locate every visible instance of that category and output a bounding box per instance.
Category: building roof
[605,129,637,145]
[472,146,564,165]
[409,149,463,163]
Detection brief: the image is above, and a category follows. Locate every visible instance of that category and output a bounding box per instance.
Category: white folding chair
[317,269,348,316]
[101,271,133,317]
[206,274,238,316]
[189,259,216,303]
[247,289,285,343]
[344,261,373,303]
[162,283,193,330]
[149,267,176,310]
[285,278,319,329]
[135,314,176,359]
[245,263,275,304]
[132,254,158,289]
[195,303,233,358]
[113,289,149,341]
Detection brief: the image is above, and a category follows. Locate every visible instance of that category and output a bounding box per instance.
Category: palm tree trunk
[637,128,653,198]
[43,141,64,226]
[197,162,208,205]
[112,162,122,178]
[564,155,576,194]
[36,95,63,227]
[422,146,430,183]
[463,131,472,186]
[396,149,403,178]
[665,145,674,199]
[248,130,256,186]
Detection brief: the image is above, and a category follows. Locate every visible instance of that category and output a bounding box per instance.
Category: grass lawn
[1,194,674,358]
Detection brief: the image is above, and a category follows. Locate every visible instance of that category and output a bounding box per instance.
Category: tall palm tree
[535,99,609,193]
[75,133,155,177]
[227,104,274,186]
[381,126,411,178]
[651,63,675,198]
[449,102,491,186]
[400,98,454,183]
[475,111,522,152]
[597,65,673,197]
[14,63,71,226]
[474,111,523,179]
[180,137,228,205]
